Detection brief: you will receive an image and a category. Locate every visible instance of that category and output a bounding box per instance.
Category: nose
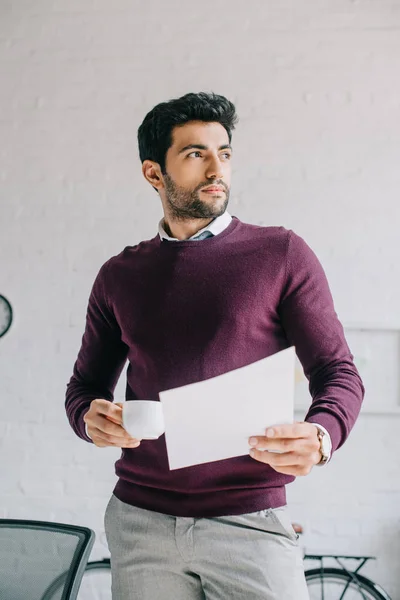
[205,156,224,180]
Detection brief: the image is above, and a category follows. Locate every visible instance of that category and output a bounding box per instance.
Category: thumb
[105,402,124,425]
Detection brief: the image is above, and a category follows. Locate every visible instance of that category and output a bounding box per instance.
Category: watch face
[0,295,13,338]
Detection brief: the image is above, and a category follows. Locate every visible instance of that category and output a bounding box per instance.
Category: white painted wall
[1,0,399,597]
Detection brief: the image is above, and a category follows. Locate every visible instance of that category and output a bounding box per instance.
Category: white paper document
[159,346,296,470]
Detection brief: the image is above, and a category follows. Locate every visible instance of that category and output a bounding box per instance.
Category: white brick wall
[1,1,399,597]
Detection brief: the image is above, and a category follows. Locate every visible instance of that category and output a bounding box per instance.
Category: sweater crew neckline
[158,216,240,248]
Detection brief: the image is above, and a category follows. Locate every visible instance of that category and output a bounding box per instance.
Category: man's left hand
[248,422,321,476]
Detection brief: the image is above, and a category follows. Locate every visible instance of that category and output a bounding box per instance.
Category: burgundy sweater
[65,216,364,517]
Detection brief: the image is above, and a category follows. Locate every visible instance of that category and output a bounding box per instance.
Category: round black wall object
[0,295,13,338]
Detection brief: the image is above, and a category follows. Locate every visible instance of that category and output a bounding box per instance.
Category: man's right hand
[83,399,141,448]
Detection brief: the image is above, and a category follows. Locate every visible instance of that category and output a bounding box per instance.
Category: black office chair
[0,519,95,600]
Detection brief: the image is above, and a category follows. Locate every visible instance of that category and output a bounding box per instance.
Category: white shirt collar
[158,211,232,241]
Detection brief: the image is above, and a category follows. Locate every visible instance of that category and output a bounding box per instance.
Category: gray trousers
[104,494,309,600]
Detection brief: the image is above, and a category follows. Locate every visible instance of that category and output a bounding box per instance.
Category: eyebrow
[177,143,232,155]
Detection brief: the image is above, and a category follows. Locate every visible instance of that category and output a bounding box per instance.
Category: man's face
[161,121,232,220]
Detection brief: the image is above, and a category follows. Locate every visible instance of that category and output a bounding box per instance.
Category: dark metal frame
[304,554,392,600]
[0,519,95,600]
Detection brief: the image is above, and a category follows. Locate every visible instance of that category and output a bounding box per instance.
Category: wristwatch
[315,426,331,466]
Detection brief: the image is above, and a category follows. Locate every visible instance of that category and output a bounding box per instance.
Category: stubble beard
[163,172,230,221]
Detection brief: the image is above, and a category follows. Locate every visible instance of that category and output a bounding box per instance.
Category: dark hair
[137,92,238,174]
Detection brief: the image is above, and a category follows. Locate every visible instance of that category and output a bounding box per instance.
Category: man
[65,92,364,599]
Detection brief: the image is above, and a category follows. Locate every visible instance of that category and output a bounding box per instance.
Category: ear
[142,160,164,192]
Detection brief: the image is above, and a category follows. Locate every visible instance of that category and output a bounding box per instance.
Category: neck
[162,216,215,240]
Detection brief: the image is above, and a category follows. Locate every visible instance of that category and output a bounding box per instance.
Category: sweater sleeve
[65,261,129,443]
[278,230,365,454]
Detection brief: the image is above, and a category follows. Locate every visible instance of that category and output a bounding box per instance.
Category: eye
[221,152,232,159]
[187,151,202,158]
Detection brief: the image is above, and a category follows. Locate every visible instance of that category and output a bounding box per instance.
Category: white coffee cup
[122,400,165,440]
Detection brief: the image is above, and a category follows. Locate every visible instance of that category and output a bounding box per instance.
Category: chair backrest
[0,519,95,600]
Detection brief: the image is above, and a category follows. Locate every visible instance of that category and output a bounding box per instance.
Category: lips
[202,186,224,192]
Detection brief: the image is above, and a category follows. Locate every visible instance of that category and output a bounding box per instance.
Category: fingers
[264,422,315,440]
[249,448,293,465]
[248,422,320,452]
[249,436,319,454]
[89,425,141,448]
[248,422,321,476]
[249,448,318,476]
[249,436,299,453]
[95,415,129,438]
[92,428,141,448]
[88,417,141,447]
[94,398,123,425]
[84,399,141,448]
[91,419,141,447]
[249,448,307,467]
